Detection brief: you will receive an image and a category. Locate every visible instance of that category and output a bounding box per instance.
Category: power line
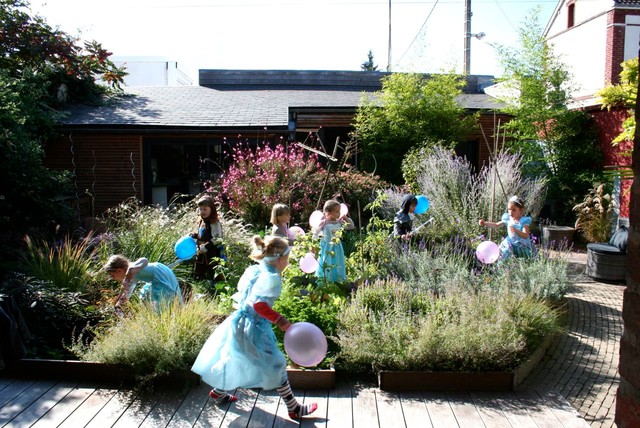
[397,0,441,65]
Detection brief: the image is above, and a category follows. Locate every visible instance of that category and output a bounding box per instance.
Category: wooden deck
[0,377,590,427]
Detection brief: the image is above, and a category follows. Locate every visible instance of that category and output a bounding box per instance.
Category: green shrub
[69,298,225,382]
[336,279,562,373]
[572,183,616,242]
[22,233,99,292]
[0,273,107,359]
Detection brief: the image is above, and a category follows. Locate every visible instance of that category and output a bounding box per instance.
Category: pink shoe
[209,389,237,404]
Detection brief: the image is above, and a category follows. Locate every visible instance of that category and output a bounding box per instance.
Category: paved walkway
[519,250,625,428]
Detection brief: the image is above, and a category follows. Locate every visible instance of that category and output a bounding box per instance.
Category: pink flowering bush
[214,143,325,228]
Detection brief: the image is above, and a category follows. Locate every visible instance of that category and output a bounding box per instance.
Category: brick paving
[518,250,625,428]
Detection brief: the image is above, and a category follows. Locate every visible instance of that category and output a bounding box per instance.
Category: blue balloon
[175,235,197,260]
[415,195,430,214]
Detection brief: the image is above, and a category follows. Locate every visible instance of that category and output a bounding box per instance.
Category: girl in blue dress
[191,235,317,422]
[479,196,534,260]
[103,255,183,310]
[313,199,355,283]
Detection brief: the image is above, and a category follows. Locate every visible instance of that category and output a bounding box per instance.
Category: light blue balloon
[415,195,430,214]
[174,235,197,260]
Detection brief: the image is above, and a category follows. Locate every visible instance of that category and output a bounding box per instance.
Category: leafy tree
[0,0,126,253]
[597,57,637,156]
[361,49,378,71]
[596,57,636,186]
[352,72,477,183]
[493,7,604,222]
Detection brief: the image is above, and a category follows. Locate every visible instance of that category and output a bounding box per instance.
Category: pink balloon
[289,225,305,237]
[309,210,324,229]
[476,240,500,264]
[299,252,319,274]
[340,203,348,217]
[284,322,328,367]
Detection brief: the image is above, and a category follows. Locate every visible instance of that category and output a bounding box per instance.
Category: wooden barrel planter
[542,226,576,249]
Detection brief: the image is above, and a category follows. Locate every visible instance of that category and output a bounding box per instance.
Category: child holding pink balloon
[479,196,534,260]
[191,235,318,422]
[313,199,354,283]
[270,203,296,245]
[190,196,224,281]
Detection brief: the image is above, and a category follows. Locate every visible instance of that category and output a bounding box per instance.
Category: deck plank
[513,390,563,428]
[30,383,96,427]
[446,391,485,427]
[247,388,280,427]
[397,391,433,428]
[300,388,329,428]
[0,379,56,426]
[4,381,77,427]
[110,387,162,428]
[219,387,259,427]
[193,387,236,428]
[325,386,352,428]
[540,391,591,428]
[139,386,191,428]
[352,387,377,428]
[469,391,513,428]
[169,382,211,427]
[84,387,139,428]
[478,391,538,428]
[0,379,16,392]
[57,386,117,428]
[423,392,458,428]
[376,390,405,428]
[0,380,35,408]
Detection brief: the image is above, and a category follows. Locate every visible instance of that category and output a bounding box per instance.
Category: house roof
[60,73,504,129]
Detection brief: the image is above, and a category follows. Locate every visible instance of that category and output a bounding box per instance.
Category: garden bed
[376,333,555,391]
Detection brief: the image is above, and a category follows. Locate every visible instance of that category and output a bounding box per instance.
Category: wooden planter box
[377,334,555,392]
[287,366,335,390]
[3,359,199,386]
[3,359,334,389]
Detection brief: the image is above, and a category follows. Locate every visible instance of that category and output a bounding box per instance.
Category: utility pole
[463,0,471,75]
[387,0,392,72]
[463,0,484,75]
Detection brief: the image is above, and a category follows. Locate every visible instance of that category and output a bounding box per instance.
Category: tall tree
[352,72,476,183]
[493,7,605,222]
[0,0,126,243]
[361,50,378,71]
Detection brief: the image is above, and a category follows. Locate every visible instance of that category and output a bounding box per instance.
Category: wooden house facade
[43,70,508,215]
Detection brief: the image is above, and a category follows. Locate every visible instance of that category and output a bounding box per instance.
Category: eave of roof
[58,85,504,129]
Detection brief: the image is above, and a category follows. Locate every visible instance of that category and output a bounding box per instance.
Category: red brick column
[615,60,640,427]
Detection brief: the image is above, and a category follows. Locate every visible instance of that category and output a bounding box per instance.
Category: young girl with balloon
[270,203,296,245]
[393,194,418,239]
[191,235,318,422]
[103,255,183,310]
[478,196,534,260]
[312,199,354,283]
[190,195,224,282]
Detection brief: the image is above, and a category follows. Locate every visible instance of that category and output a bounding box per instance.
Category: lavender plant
[406,147,546,240]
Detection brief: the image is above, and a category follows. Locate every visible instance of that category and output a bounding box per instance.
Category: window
[567,3,575,28]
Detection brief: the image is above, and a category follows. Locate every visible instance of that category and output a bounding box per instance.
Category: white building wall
[548,13,608,99]
[112,56,193,86]
[545,1,617,100]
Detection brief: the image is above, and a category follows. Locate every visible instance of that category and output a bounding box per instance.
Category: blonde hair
[103,254,129,272]
[250,235,289,262]
[270,203,290,225]
[322,199,341,214]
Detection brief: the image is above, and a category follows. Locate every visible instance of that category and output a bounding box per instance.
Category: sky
[27,0,558,84]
